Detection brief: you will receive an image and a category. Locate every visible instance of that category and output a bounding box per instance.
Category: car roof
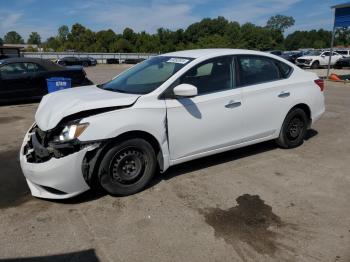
[0,57,64,70]
[160,48,279,59]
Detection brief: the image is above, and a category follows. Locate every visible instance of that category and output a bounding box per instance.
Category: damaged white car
[20,49,325,199]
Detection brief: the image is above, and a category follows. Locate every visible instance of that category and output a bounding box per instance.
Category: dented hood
[35,85,140,131]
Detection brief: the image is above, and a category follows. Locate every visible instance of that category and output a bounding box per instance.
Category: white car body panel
[36,85,140,131]
[165,88,244,160]
[20,49,325,199]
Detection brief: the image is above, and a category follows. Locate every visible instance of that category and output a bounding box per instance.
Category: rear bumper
[19,127,97,199]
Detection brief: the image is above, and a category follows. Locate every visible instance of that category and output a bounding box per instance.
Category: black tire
[310,61,319,69]
[276,108,308,149]
[97,138,157,196]
[82,61,89,67]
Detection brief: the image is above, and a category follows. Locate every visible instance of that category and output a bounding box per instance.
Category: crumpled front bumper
[19,126,98,199]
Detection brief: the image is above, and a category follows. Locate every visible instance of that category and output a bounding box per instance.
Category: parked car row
[267,49,350,69]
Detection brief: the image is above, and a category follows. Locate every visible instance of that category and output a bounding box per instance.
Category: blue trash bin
[46,77,72,93]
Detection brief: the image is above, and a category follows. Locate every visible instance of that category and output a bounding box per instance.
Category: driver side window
[0,63,27,78]
[179,56,234,95]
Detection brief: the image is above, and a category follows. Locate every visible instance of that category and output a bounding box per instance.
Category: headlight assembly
[56,123,89,142]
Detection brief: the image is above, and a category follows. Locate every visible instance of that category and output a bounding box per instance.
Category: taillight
[314,79,324,92]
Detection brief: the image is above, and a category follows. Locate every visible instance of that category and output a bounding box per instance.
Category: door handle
[278,91,290,98]
[225,100,241,108]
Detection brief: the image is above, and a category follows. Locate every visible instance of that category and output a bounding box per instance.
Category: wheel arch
[288,103,312,127]
[82,130,164,187]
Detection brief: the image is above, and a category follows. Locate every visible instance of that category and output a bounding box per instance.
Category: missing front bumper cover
[24,125,100,163]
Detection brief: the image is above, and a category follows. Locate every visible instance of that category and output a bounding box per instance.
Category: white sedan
[20,49,325,199]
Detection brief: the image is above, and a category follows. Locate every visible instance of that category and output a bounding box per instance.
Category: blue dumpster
[46,77,71,93]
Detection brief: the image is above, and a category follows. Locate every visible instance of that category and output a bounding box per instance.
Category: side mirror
[173,83,198,98]
[321,55,325,57]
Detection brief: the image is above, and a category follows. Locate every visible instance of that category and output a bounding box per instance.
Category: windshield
[305,51,321,56]
[99,56,193,94]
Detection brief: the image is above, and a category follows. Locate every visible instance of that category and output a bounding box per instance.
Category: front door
[165,56,245,161]
[0,62,31,100]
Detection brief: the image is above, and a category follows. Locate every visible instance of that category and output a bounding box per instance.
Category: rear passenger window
[237,56,281,86]
[25,63,44,73]
[274,60,293,78]
[179,56,234,95]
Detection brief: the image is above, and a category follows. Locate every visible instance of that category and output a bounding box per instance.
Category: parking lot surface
[0,65,349,262]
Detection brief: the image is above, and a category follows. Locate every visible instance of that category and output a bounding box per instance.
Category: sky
[0,0,347,41]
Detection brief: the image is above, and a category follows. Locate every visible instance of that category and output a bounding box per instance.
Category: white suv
[20,49,325,199]
[296,50,343,69]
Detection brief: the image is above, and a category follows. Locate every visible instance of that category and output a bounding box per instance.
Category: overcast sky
[0,0,345,41]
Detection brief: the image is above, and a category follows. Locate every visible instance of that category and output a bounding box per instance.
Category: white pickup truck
[296,51,343,69]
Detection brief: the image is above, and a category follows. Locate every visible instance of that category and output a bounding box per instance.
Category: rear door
[237,55,294,141]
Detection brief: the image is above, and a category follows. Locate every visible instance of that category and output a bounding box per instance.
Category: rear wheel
[310,61,319,69]
[276,108,308,149]
[82,61,89,67]
[98,138,156,196]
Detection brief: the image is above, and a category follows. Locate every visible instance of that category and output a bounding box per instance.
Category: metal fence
[23,52,156,63]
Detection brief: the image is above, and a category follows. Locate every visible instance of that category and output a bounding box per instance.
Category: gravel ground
[0,65,349,262]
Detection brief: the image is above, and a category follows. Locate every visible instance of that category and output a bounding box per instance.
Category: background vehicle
[20,49,325,199]
[334,49,350,58]
[296,50,343,69]
[334,57,350,68]
[56,56,96,67]
[266,50,283,56]
[87,57,97,66]
[0,57,92,102]
[266,50,302,64]
[283,51,304,64]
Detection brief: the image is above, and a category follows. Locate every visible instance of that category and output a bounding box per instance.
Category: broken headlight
[56,123,89,142]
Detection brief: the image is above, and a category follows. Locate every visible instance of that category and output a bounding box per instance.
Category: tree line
[0,15,348,53]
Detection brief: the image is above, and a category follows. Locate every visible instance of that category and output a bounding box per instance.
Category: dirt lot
[0,65,349,262]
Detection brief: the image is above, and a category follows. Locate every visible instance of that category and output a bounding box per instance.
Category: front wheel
[98,138,157,196]
[275,108,308,149]
[310,61,319,69]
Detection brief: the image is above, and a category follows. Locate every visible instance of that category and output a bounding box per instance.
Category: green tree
[67,23,96,51]
[266,15,295,33]
[123,28,136,44]
[285,29,331,50]
[0,37,3,46]
[27,32,41,45]
[44,37,60,51]
[58,25,69,43]
[4,31,24,44]
[115,38,133,52]
[94,29,117,52]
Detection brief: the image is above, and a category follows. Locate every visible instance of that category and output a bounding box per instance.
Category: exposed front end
[295,58,313,68]
[19,124,99,199]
